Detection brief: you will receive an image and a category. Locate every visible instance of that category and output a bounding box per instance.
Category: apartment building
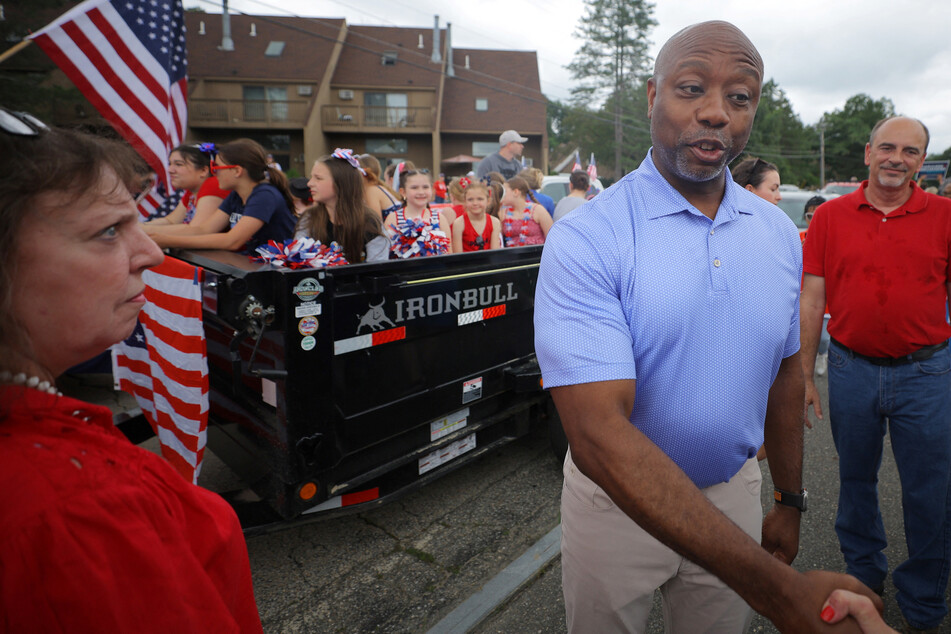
[185,12,548,177]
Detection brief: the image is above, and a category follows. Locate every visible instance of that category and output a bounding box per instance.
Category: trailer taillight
[298,482,318,501]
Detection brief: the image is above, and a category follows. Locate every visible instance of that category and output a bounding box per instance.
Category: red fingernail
[820,606,835,622]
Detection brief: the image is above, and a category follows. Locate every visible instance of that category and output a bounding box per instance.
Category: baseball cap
[289,177,311,200]
[499,130,528,145]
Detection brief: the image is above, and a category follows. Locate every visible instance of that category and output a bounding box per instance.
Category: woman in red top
[452,181,501,252]
[0,109,263,633]
[144,143,227,227]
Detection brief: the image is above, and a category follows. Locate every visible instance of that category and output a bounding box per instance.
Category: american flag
[571,150,583,173]
[587,153,598,180]
[28,0,188,191]
[136,180,182,221]
[112,256,209,483]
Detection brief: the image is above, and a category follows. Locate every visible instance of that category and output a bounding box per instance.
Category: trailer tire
[547,400,568,465]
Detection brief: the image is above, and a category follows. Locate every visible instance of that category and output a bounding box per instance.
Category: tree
[566,0,656,180]
[547,80,652,185]
[820,94,895,182]
[737,79,819,188]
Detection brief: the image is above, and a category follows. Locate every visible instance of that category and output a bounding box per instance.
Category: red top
[803,181,951,356]
[460,214,495,251]
[180,176,228,224]
[0,386,262,633]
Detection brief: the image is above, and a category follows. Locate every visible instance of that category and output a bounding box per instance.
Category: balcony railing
[321,105,434,131]
[189,98,310,127]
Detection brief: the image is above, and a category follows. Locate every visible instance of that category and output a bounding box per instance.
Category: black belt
[830,337,948,366]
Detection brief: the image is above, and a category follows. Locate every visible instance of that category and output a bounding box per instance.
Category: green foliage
[567,0,657,105]
[566,0,656,179]
[820,94,895,182]
[548,80,652,183]
[736,79,820,188]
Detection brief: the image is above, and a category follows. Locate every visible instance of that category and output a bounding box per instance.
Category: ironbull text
[394,283,518,322]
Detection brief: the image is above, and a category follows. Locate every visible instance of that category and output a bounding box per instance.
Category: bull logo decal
[356,298,396,333]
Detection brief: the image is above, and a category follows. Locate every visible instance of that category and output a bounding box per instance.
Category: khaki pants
[561,449,763,634]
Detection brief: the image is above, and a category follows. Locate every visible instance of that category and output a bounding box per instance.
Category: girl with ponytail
[148,138,295,252]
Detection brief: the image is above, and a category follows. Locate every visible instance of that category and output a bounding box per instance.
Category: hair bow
[460,176,471,190]
[331,148,367,175]
[393,161,405,191]
[196,142,217,155]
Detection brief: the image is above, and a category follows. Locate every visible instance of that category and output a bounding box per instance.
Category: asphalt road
[67,370,951,632]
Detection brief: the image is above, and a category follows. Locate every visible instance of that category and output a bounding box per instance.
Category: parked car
[775,189,837,229]
[541,174,605,204]
[820,181,861,196]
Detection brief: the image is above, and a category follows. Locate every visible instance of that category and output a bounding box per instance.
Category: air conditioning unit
[338,89,354,100]
[297,85,312,96]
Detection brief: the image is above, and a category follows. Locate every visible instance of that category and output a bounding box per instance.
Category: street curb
[426,523,562,634]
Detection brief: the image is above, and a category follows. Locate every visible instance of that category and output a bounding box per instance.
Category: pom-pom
[387,218,450,259]
[252,237,349,268]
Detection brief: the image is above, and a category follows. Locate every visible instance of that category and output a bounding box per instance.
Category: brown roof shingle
[330,25,444,89]
[184,13,343,82]
[440,49,546,135]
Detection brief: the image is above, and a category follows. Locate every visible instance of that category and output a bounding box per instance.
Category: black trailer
[166,246,560,531]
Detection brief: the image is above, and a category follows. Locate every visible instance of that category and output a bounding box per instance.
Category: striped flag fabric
[587,153,598,180]
[112,256,209,483]
[571,150,583,173]
[27,0,188,191]
[136,180,182,221]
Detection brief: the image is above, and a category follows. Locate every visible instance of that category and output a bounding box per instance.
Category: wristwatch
[774,487,808,512]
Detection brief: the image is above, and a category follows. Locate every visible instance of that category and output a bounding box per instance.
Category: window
[475,98,488,112]
[264,41,285,57]
[364,92,408,127]
[366,138,408,154]
[243,86,288,122]
[382,50,398,66]
[472,142,497,157]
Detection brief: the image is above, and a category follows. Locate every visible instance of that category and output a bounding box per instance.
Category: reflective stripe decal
[303,487,381,514]
[457,304,507,326]
[334,327,406,355]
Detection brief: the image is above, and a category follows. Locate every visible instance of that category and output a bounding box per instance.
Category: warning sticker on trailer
[295,302,322,318]
[418,433,476,475]
[462,377,482,404]
[430,408,470,441]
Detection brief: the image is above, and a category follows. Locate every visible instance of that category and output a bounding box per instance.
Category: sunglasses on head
[0,108,49,136]
[403,168,431,177]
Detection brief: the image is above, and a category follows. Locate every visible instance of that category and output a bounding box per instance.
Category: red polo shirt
[803,181,951,357]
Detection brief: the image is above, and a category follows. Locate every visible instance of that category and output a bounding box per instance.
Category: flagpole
[0,39,32,65]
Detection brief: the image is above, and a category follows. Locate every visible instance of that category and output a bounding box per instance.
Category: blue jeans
[828,342,951,628]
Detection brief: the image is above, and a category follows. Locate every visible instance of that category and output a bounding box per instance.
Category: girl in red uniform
[452,181,501,252]
[144,143,227,228]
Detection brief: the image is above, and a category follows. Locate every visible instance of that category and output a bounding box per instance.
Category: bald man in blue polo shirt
[535,21,879,633]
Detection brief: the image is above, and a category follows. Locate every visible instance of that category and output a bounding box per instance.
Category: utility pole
[819,121,827,189]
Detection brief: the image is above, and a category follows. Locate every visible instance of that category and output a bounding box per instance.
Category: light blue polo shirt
[535,150,802,488]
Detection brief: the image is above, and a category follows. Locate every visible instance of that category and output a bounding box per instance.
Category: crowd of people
[6,14,951,633]
[136,135,594,264]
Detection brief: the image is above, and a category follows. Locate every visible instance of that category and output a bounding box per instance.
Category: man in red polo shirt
[801,116,951,633]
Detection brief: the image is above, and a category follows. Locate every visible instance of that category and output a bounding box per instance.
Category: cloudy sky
[185,0,951,156]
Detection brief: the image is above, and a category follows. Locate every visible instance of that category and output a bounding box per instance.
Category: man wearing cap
[802,115,951,633]
[476,130,527,180]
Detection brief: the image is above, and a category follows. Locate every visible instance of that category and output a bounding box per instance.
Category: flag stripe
[112,255,208,483]
[28,0,188,192]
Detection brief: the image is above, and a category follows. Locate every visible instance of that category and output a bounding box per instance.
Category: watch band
[773,487,808,512]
